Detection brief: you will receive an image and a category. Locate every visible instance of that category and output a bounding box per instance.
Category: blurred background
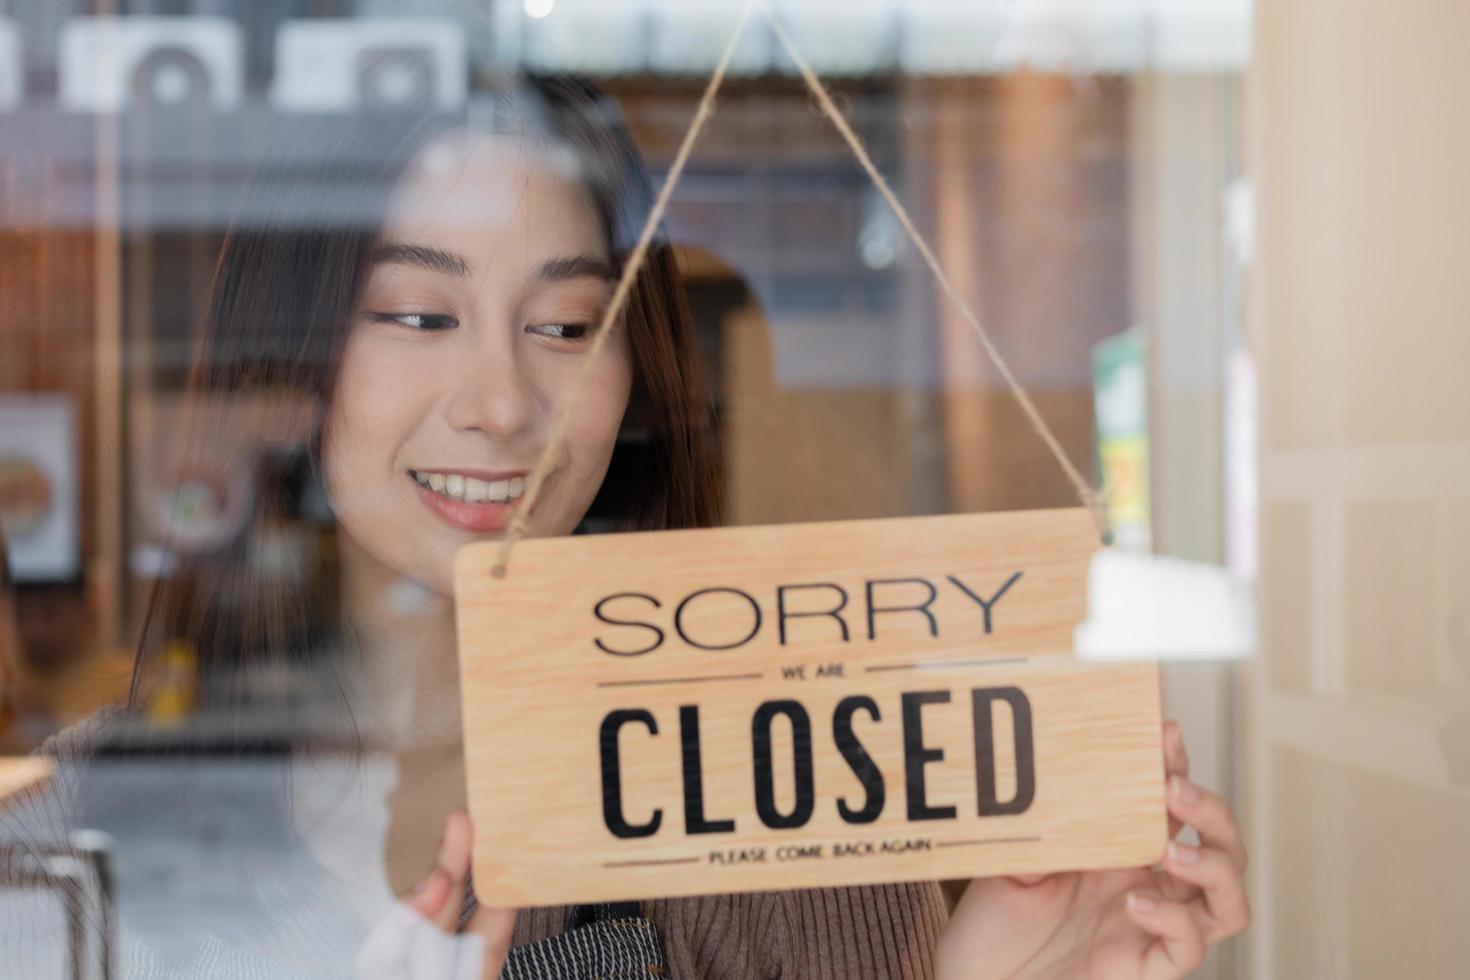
[0,0,1466,977]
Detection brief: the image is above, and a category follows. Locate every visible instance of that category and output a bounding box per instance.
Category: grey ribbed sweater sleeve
[512,882,949,979]
[0,713,111,980]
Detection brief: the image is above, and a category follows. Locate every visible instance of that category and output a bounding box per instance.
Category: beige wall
[1248,0,1470,975]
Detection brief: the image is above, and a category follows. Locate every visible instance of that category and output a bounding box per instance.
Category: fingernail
[1127,892,1157,913]
[1171,775,1201,805]
[1168,842,1200,865]
[410,867,449,901]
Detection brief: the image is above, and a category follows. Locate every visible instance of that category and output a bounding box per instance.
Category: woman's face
[323,134,633,597]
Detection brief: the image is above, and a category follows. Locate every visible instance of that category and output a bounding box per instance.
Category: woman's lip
[411,467,529,482]
[413,479,517,533]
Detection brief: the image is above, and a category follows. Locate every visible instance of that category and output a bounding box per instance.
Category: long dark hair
[129,77,723,740]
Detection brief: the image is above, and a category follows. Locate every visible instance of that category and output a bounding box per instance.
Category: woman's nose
[442,332,538,438]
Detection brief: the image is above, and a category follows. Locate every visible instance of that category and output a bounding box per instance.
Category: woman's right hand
[356,810,518,980]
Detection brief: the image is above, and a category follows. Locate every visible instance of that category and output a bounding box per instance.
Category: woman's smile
[409,467,529,533]
[318,137,635,594]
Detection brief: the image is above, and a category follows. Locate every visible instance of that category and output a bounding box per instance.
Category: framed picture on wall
[0,395,80,583]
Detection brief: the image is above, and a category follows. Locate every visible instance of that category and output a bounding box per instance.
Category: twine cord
[493,0,1104,577]
[756,2,1104,534]
[490,0,755,576]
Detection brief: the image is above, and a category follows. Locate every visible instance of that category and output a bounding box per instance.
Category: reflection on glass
[7,1,1456,978]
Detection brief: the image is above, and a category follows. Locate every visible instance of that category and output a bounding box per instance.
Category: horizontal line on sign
[864,657,1030,673]
[602,857,702,868]
[935,836,1043,849]
[597,673,763,688]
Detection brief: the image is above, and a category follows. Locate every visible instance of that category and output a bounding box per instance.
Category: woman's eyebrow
[536,254,616,282]
[371,242,472,277]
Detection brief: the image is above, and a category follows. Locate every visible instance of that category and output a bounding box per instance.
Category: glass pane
[1,1,1460,978]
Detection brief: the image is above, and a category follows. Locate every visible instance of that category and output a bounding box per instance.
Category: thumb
[404,867,452,921]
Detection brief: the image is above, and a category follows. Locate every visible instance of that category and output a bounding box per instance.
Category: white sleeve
[354,901,487,980]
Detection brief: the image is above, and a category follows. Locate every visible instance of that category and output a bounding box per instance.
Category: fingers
[1163,841,1252,942]
[1163,720,1190,780]
[1126,892,1206,980]
[464,906,519,980]
[430,810,475,933]
[396,810,481,938]
[1162,721,1189,839]
[1167,775,1248,872]
[405,866,453,921]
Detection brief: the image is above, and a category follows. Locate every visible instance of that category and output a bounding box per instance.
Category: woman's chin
[386,570,455,612]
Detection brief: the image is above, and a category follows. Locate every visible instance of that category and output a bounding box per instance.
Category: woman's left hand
[935,720,1250,979]
[356,811,517,980]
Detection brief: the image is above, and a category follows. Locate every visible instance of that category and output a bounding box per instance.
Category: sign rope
[493,0,1105,578]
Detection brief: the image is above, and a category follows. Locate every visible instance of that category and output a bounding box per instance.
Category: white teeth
[463,477,491,503]
[413,470,526,503]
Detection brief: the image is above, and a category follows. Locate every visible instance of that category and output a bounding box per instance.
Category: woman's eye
[527,322,591,341]
[369,312,458,332]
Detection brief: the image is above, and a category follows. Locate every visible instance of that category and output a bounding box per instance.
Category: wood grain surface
[456,508,1164,907]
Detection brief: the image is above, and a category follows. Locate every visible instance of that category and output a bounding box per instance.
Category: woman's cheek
[555,347,631,521]
[324,332,427,515]
[586,340,633,451]
[339,334,421,431]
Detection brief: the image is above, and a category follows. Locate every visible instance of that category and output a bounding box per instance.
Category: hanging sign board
[455,507,1164,908]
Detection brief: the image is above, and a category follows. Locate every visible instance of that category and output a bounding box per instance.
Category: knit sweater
[511,885,948,978]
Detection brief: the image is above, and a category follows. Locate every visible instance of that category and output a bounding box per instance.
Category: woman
[10,77,1247,978]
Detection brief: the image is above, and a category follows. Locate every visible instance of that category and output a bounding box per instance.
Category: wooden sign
[455,508,1164,908]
